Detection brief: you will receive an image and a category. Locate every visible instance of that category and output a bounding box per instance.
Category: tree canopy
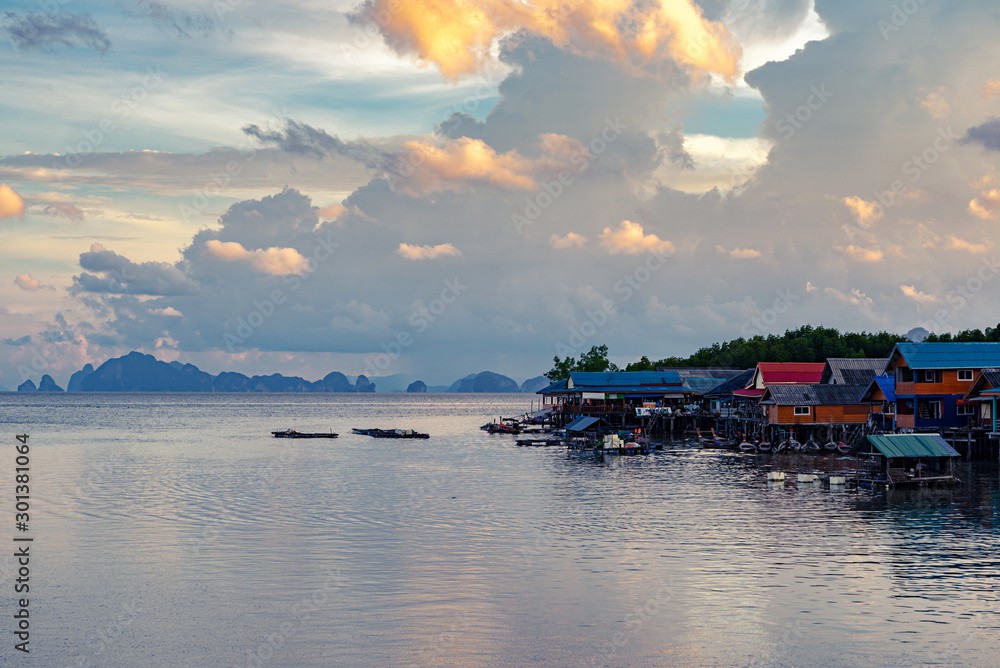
[545,345,618,381]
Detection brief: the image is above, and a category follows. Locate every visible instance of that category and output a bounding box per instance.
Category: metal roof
[961,368,1000,402]
[656,367,746,380]
[703,369,755,397]
[866,433,960,458]
[755,362,826,385]
[682,377,727,394]
[569,371,683,387]
[858,375,896,403]
[536,378,568,394]
[733,388,766,398]
[761,384,868,406]
[564,416,601,431]
[821,358,888,385]
[888,342,1000,370]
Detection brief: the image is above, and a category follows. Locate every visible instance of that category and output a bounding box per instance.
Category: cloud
[919,89,949,120]
[964,118,1000,152]
[842,196,883,226]
[42,202,85,223]
[349,0,741,80]
[149,306,183,317]
[657,129,694,170]
[550,232,587,249]
[0,184,26,219]
[944,235,990,253]
[202,240,309,275]
[716,245,761,259]
[900,284,938,305]
[599,220,673,255]
[242,119,387,166]
[74,243,200,295]
[396,243,461,260]
[983,79,1000,101]
[839,245,883,262]
[395,134,585,194]
[13,273,53,291]
[4,335,31,347]
[0,12,111,53]
[824,287,872,308]
[969,189,1000,220]
[126,0,226,38]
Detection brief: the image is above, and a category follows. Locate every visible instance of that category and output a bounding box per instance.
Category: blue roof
[538,371,686,394]
[890,342,1000,370]
[859,375,895,403]
[569,371,683,388]
[866,433,960,458]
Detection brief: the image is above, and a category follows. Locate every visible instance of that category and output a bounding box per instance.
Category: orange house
[760,385,871,425]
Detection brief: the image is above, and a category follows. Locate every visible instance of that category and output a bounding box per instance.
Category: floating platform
[272,429,338,439]
[515,438,562,447]
[352,428,429,439]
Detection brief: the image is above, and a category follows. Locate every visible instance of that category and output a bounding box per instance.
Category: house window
[793,406,810,415]
[920,370,943,383]
[898,367,914,383]
[958,370,974,381]
[957,404,974,416]
[885,403,895,414]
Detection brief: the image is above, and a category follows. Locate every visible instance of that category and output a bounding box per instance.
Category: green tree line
[544,325,1000,380]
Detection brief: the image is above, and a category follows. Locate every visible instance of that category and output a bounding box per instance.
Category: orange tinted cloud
[550,232,587,248]
[203,240,308,275]
[969,189,1000,220]
[842,196,883,226]
[396,134,585,193]
[356,0,741,80]
[599,220,673,254]
[983,79,1000,100]
[0,184,26,219]
[396,242,461,260]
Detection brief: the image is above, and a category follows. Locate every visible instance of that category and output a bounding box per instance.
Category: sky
[1,0,1000,389]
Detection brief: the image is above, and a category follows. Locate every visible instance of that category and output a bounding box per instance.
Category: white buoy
[829,476,846,485]
[797,473,819,483]
[767,471,785,481]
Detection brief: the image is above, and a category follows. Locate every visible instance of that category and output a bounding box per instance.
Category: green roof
[866,433,960,458]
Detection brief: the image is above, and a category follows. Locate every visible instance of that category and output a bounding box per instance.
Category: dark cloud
[242,119,388,168]
[0,12,111,53]
[73,244,200,296]
[436,112,486,141]
[126,1,229,39]
[963,118,1000,152]
[42,203,85,222]
[659,130,695,171]
[3,335,31,347]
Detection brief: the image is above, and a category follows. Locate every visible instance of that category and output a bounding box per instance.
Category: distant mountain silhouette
[447,371,519,393]
[519,376,549,393]
[17,352,530,393]
[18,351,378,392]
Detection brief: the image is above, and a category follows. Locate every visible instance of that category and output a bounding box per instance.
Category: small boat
[757,441,772,453]
[481,422,520,434]
[272,429,338,439]
[822,440,839,452]
[738,438,756,452]
[352,428,429,439]
[804,440,822,453]
[837,441,852,455]
[697,429,730,449]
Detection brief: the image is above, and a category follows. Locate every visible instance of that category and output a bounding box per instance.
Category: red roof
[756,362,825,385]
[733,388,765,397]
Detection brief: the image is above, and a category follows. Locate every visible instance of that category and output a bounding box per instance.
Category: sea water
[0,392,998,666]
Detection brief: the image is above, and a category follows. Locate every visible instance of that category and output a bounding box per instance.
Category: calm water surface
[1,393,999,666]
